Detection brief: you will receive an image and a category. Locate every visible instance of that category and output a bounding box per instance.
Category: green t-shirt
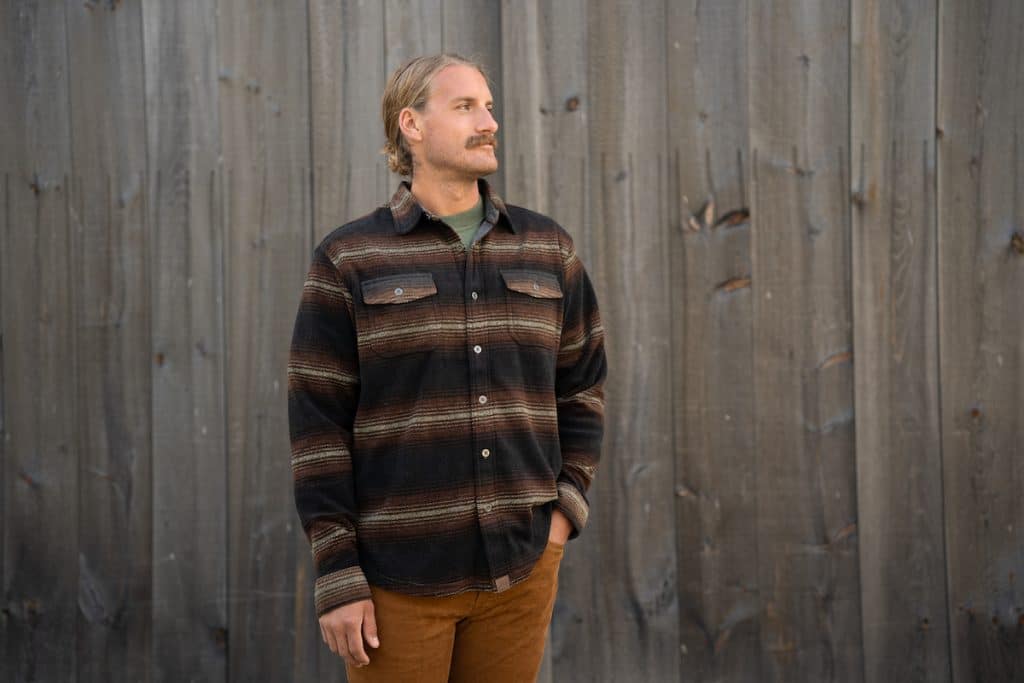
[440,195,485,249]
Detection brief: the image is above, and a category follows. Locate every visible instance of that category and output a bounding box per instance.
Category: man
[288,53,607,682]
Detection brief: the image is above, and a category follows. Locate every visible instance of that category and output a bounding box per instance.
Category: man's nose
[479,108,498,133]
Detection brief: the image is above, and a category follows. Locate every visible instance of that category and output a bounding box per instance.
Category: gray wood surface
[748,1,863,680]
[141,1,227,680]
[2,1,1024,681]
[310,0,389,247]
[666,0,763,679]
[583,2,682,681]
[938,1,1024,680]
[1,4,79,681]
[217,2,312,681]
[851,1,952,681]
[65,3,153,681]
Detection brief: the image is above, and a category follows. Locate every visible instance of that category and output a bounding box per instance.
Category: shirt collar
[388,177,517,235]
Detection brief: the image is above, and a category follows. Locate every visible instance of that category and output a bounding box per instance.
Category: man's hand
[319,598,379,668]
[549,508,572,545]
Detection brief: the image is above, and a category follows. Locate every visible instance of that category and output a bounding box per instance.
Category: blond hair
[381,53,489,176]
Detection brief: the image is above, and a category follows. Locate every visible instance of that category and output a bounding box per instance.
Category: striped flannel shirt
[288,178,607,617]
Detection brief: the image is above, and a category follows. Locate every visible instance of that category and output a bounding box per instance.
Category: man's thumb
[364,602,380,648]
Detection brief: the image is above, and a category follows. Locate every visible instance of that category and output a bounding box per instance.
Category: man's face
[409,64,499,179]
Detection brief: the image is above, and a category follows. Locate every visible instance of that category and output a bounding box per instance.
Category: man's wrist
[549,508,573,544]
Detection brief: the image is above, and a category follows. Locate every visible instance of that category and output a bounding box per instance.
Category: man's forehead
[429,64,492,101]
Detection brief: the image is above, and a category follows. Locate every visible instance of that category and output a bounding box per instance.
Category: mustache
[466,134,497,149]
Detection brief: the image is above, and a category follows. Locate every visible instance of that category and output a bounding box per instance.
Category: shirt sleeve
[288,244,371,616]
[554,230,608,540]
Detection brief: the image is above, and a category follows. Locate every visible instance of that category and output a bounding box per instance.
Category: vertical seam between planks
[846,2,867,682]
[61,1,82,675]
[211,4,229,678]
[307,0,316,250]
[934,2,955,681]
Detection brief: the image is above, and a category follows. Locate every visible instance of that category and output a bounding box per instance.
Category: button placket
[463,218,502,582]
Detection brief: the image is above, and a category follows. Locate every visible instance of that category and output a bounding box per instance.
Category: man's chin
[460,162,499,179]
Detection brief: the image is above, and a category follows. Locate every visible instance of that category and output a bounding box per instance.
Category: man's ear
[398,108,423,145]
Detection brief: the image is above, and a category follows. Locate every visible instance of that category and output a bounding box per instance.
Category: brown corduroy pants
[344,538,565,683]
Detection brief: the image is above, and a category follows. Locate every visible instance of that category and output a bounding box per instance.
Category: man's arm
[288,244,371,615]
[553,230,608,540]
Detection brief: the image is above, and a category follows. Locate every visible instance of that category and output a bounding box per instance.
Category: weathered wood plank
[748,1,863,680]
[385,0,443,70]
[937,1,1024,680]
[0,3,78,681]
[64,3,153,681]
[581,1,681,680]
[309,0,388,245]
[216,2,312,682]
[141,0,227,680]
[665,1,763,680]
[500,3,589,680]
[850,1,951,681]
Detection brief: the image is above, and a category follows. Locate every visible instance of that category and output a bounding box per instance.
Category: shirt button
[473,344,482,354]
[481,448,490,458]
[482,503,492,512]
[471,291,479,300]
[532,281,539,291]
[394,287,404,296]
[478,395,487,404]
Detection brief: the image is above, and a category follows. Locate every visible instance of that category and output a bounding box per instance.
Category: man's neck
[409,172,481,217]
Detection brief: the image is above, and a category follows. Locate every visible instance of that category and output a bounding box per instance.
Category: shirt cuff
[314,565,372,617]
[554,480,590,540]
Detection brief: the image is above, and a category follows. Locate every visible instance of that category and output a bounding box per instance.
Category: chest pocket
[500,268,564,349]
[358,272,440,358]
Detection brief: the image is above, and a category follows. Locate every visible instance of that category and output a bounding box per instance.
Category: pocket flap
[361,272,438,304]
[500,269,563,299]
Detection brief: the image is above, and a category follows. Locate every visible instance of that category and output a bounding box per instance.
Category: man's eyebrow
[450,96,494,105]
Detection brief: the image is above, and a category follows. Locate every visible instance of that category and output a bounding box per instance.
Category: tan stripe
[304,276,351,301]
[362,317,560,343]
[332,242,452,262]
[556,481,589,528]
[556,386,604,410]
[292,447,350,470]
[311,525,355,553]
[287,364,359,387]
[328,239,562,265]
[354,403,558,437]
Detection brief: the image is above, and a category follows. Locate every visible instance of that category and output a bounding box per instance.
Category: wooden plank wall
[2,1,1022,682]
[936,1,1024,680]
[852,1,949,682]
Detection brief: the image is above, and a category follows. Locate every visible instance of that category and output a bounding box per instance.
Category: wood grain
[65,3,153,681]
[850,0,951,681]
[666,0,762,680]
[217,2,313,681]
[0,4,78,681]
[748,1,863,680]
[581,2,681,681]
[142,1,227,680]
[938,1,1024,680]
